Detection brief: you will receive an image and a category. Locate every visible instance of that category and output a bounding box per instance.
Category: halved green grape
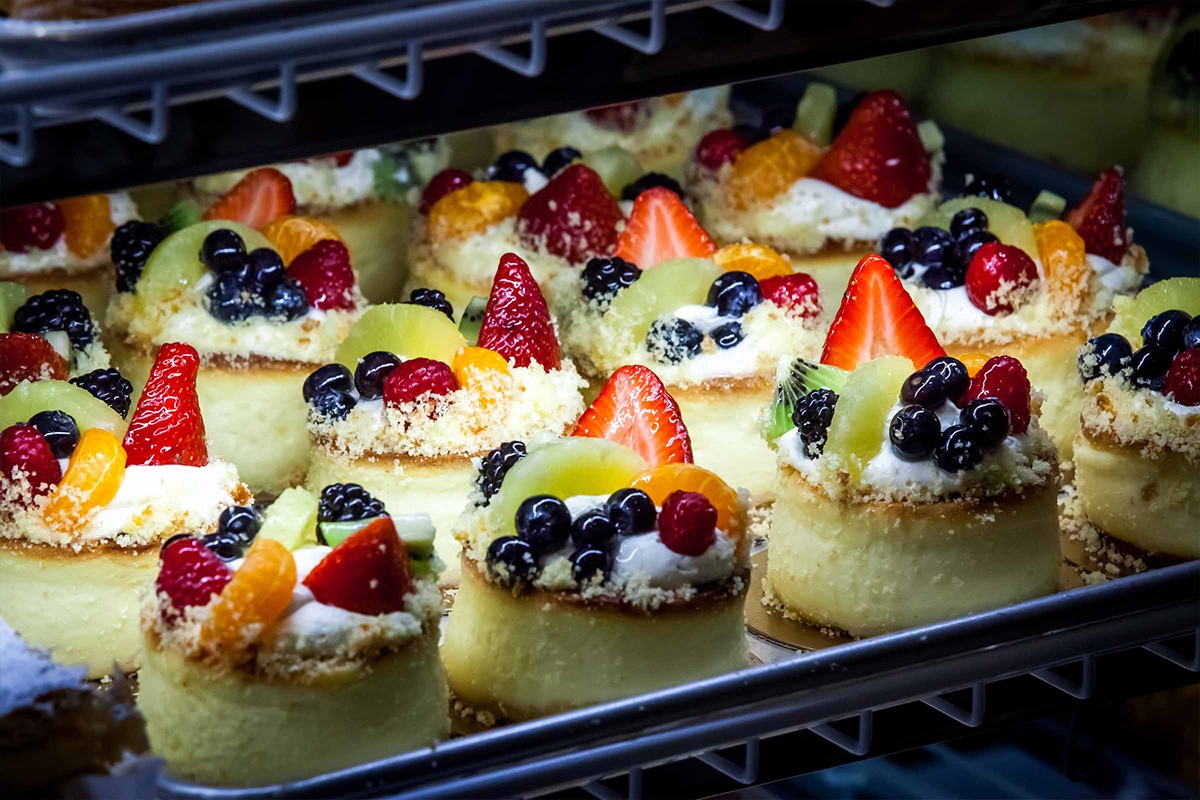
[824,355,911,479]
[137,220,270,307]
[0,380,126,436]
[258,486,319,551]
[0,282,30,333]
[1110,278,1200,345]
[607,257,723,340]
[336,304,467,371]
[581,146,643,197]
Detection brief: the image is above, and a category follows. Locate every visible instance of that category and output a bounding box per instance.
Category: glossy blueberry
[925,357,971,403]
[913,226,960,269]
[486,536,539,586]
[303,363,353,402]
[408,288,454,320]
[246,248,286,288]
[266,279,309,321]
[901,368,952,408]
[960,397,1010,449]
[571,509,620,549]
[202,531,243,561]
[310,388,356,420]
[1078,333,1132,382]
[1128,345,1173,391]
[607,488,656,535]
[582,257,641,302]
[491,150,539,183]
[950,207,988,239]
[570,547,612,584]
[542,146,582,177]
[921,266,965,290]
[881,228,914,271]
[27,410,79,458]
[217,505,261,541]
[963,173,1014,204]
[957,229,998,264]
[1141,310,1193,355]
[515,494,572,551]
[646,318,703,364]
[888,404,940,461]
[621,173,685,201]
[207,270,258,322]
[1184,318,1200,351]
[200,229,246,273]
[706,271,762,317]
[711,321,744,350]
[354,351,401,400]
[934,424,984,473]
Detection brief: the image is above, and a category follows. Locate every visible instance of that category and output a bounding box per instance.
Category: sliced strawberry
[516,164,622,264]
[476,252,560,369]
[156,537,232,623]
[961,355,1031,434]
[288,239,357,311]
[123,342,208,467]
[613,187,716,270]
[820,254,945,371]
[810,90,931,208]
[1,424,62,501]
[572,365,692,467]
[1065,167,1128,263]
[0,333,68,396]
[203,167,297,230]
[303,517,414,616]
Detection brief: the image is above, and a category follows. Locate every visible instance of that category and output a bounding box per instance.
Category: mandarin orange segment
[428,182,529,243]
[727,130,822,211]
[452,346,511,409]
[59,195,114,258]
[42,428,126,533]
[713,242,791,280]
[1034,220,1088,298]
[629,462,740,531]
[957,352,992,378]
[262,215,344,265]
[201,537,296,648]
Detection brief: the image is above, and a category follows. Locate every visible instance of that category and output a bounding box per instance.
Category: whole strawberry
[1066,167,1128,263]
[961,355,1031,434]
[1164,349,1200,407]
[0,203,65,253]
[0,333,68,396]
[517,164,622,264]
[760,272,821,318]
[476,253,561,369]
[156,537,232,623]
[965,242,1039,315]
[383,357,459,408]
[0,424,62,501]
[658,490,717,556]
[123,342,208,467]
[288,239,357,311]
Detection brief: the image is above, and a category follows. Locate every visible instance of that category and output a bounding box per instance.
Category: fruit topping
[950,207,988,239]
[960,397,1010,449]
[606,488,656,535]
[646,318,703,364]
[582,257,642,303]
[0,333,68,396]
[137,220,269,305]
[476,252,560,369]
[888,405,940,461]
[111,221,165,293]
[622,173,685,202]
[614,187,715,269]
[579,146,643,197]
[900,356,970,408]
[287,239,355,311]
[0,381,125,445]
[258,487,319,550]
[429,180,529,243]
[55,194,114,258]
[793,82,838,146]
[1078,332,1133,382]
[712,321,744,349]
[159,199,203,234]
[1034,220,1088,300]
[203,168,296,230]
[542,147,582,177]
[1,424,61,501]
[336,304,466,371]
[964,242,1039,315]
[458,296,487,345]
[824,355,911,474]
[1065,167,1128,263]
[763,358,847,440]
[476,440,527,505]
[760,273,822,318]
[572,364,692,467]
[629,462,738,531]
[43,428,126,532]
[1128,345,1173,391]
[1142,310,1193,354]
[1165,349,1200,406]
[792,387,838,457]
[420,169,474,215]
[407,288,454,320]
[382,357,458,411]
[960,355,1031,435]
[122,342,208,467]
[606,257,721,340]
[1109,279,1200,345]
[262,215,343,266]
[516,494,572,551]
[202,537,296,647]
[12,290,95,350]
[694,128,748,171]
[963,173,1014,205]
[586,100,650,132]
[349,352,398,401]
[302,364,355,420]
[201,228,247,272]
[727,129,821,211]
[713,242,791,281]
[218,505,261,540]
[658,490,717,557]
[303,518,413,615]
[517,164,622,264]
[1029,190,1067,224]
[706,271,762,317]
[486,536,539,586]
[2,202,65,253]
[319,483,386,522]
[570,547,613,584]
[919,197,1038,263]
[934,424,983,473]
[28,410,79,459]
[451,346,511,402]
[490,150,540,183]
[156,537,232,623]
[1184,319,1200,351]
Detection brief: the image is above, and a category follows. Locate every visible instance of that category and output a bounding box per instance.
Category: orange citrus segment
[262,215,343,265]
[713,242,791,280]
[428,182,528,243]
[957,352,992,378]
[629,463,740,531]
[59,195,114,258]
[1034,220,1088,299]
[201,537,296,648]
[452,346,511,409]
[727,130,822,211]
[43,428,126,533]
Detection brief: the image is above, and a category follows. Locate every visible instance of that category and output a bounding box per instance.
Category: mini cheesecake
[558,189,824,502]
[2,285,113,381]
[139,517,448,787]
[442,377,750,724]
[688,88,943,301]
[1072,278,1200,561]
[0,193,140,311]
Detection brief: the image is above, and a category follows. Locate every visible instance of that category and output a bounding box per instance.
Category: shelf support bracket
[475,19,547,78]
[812,711,873,756]
[1144,629,1200,672]
[583,767,642,800]
[97,82,169,144]
[713,0,784,31]
[697,738,760,784]
[596,0,665,55]
[352,42,424,101]
[228,62,297,123]
[1032,655,1096,700]
[922,682,987,728]
[0,105,34,167]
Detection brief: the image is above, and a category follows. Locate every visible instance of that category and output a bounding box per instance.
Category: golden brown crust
[667,373,773,400]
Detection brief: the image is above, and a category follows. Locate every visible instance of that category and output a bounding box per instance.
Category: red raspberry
[383,357,459,409]
[420,169,474,215]
[658,490,717,556]
[694,128,748,171]
[123,342,208,467]
[0,333,69,396]
[1,424,62,502]
[961,355,1031,434]
[760,272,821,318]
[585,100,649,133]
[965,242,1039,315]
[1,203,65,253]
[1164,349,1200,407]
[155,537,232,623]
[288,239,357,310]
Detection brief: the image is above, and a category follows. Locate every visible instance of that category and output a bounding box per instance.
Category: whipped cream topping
[1,193,138,276]
[1087,253,1143,295]
[192,150,384,212]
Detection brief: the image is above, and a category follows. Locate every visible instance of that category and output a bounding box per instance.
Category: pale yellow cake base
[1130,124,1200,219]
[0,540,157,677]
[673,378,778,502]
[6,264,111,318]
[138,630,449,787]
[318,200,411,305]
[782,248,868,313]
[765,465,1060,637]
[1073,433,1200,559]
[441,562,749,722]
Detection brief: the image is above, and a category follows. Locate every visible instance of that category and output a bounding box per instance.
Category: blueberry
[1141,310,1193,355]
[1078,333,1132,382]
[950,207,988,239]
[354,351,401,400]
[218,505,261,541]
[913,226,960,269]
[408,288,454,320]
[266,279,308,321]
[607,488,656,535]
[888,405,940,461]
[963,173,1014,204]
[706,271,762,317]
[570,547,613,584]
[542,146,582,177]
[646,318,703,364]
[200,229,246,273]
[582,257,641,302]
[486,536,539,586]
[515,494,571,551]
[27,410,79,458]
[881,228,914,271]
[922,266,965,290]
[960,397,1010,449]
[202,531,243,561]
[734,123,769,144]
[491,150,539,183]
[1184,318,1200,351]
[957,229,998,264]
[247,248,286,288]
[925,357,970,403]
[901,369,950,408]
[1128,345,1173,391]
[310,389,356,420]
[621,173,685,202]
[303,363,353,403]
[206,270,258,322]
[571,509,619,549]
[935,424,984,472]
[792,388,838,456]
[711,321,744,350]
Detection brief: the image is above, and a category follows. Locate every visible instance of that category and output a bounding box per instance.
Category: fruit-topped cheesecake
[688,88,943,300]
[106,211,365,495]
[305,253,585,577]
[762,256,1061,637]
[0,343,248,676]
[138,514,448,786]
[1072,278,1200,561]
[1,285,112,382]
[441,365,750,724]
[878,167,1149,461]
[0,193,140,311]
[559,188,824,500]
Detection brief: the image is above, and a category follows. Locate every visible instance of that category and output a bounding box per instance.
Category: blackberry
[408,288,454,320]
[581,257,641,302]
[963,173,1014,204]
[646,318,703,364]
[621,173,685,201]
[111,221,165,293]
[318,483,387,523]
[476,440,527,505]
[70,368,133,418]
[542,146,581,177]
[13,290,95,349]
[792,388,837,456]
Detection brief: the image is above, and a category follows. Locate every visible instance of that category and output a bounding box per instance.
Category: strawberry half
[288,239,357,311]
[821,254,945,371]
[810,90,931,209]
[1065,166,1128,263]
[203,167,297,230]
[123,342,208,467]
[572,364,692,467]
[516,164,622,264]
[303,517,414,616]
[613,187,716,270]
[476,253,560,369]
[0,333,68,396]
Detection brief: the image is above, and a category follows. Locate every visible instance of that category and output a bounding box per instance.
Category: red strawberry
[821,254,945,371]
[0,203,65,253]
[613,187,716,269]
[0,333,68,396]
[961,355,1031,434]
[760,272,821,318]
[1066,167,1128,263]
[658,490,717,556]
[203,167,296,230]
[1164,349,1200,407]
[303,517,414,616]
[586,100,650,133]
[516,164,622,264]
[476,252,560,369]
[383,357,459,408]
[965,242,1039,315]
[1,424,62,501]
[420,169,474,215]
[123,342,208,467]
[288,239,357,310]
[694,128,748,171]
[156,537,232,623]
[810,90,931,208]
[572,365,692,467]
